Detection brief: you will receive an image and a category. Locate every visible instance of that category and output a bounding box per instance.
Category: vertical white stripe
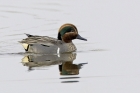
[57,47,60,54]
[57,48,60,57]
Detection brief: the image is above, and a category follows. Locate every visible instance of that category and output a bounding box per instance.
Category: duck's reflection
[22,53,87,72]
[22,54,63,71]
[22,53,87,83]
[21,53,87,83]
[59,61,87,75]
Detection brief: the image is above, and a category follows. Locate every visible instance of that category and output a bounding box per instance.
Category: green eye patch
[60,26,74,36]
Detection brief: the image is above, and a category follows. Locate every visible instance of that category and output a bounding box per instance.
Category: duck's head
[57,23,87,43]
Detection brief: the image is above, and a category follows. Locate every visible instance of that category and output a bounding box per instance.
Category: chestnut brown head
[57,23,87,43]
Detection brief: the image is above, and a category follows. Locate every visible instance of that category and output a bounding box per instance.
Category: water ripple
[32,8,61,12]
[37,2,62,6]
[0,26,9,29]
[61,81,79,83]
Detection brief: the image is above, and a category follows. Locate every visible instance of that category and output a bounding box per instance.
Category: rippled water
[0,0,140,93]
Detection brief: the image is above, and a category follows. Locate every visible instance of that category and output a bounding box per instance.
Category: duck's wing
[19,34,64,53]
[19,34,63,46]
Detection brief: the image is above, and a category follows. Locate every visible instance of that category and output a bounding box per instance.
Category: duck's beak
[76,34,87,41]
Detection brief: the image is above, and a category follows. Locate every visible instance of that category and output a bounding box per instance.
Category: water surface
[0,0,140,93]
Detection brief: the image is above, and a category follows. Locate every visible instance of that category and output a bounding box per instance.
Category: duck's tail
[24,33,33,37]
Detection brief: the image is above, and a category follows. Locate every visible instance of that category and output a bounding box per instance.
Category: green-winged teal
[19,23,87,54]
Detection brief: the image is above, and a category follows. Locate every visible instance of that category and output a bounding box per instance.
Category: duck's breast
[59,43,77,53]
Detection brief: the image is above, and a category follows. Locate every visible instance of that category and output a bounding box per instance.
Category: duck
[19,23,87,54]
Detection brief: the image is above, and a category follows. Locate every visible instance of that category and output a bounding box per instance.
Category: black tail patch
[25,44,33,51]
[25,33,33,37]
[25,44,29,51]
